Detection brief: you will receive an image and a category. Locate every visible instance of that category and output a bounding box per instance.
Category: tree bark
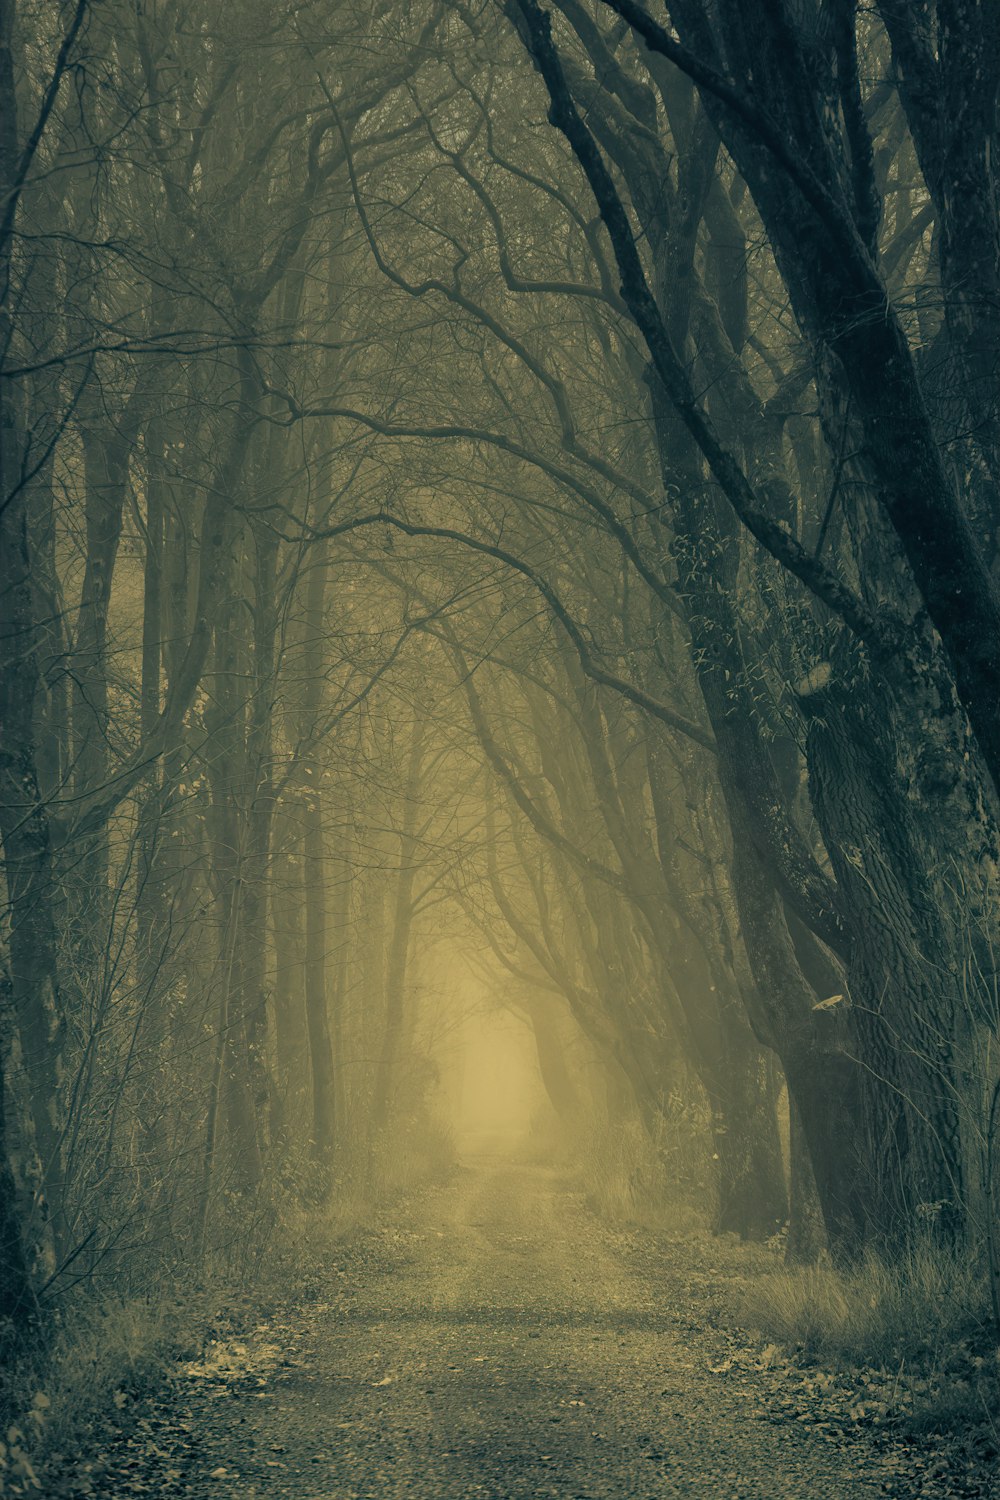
[785,1096,825,1266]
[802,671,969,1247]
[0,1035,41,1349]
[270,815,308,1132]
[705,1031,786,1240]
[369,713,426,1138]
[303,790,335,1184]
[0,363,66,1245]
[298,544,336,1184]
[525,991,582,1124]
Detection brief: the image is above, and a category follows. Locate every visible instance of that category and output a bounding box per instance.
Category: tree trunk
[663,0,1000,809]
[0,378,66,1248]
[730,831,867,1261]
[270,818,308,1137]
[706,1029,786,1240]
[303,791,335,1184]
[234,524,281,1162]
[297,541,336,1185]
[786,1097,825,1266]
[369,713,426,1138]
[328,811,353,1144]
[802,672,969,1248]
[525,991,582,1124]
[205,599,262,1195]
[0,1041,41,1350]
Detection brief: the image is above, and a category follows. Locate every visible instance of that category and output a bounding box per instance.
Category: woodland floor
[48,1160,995,1499]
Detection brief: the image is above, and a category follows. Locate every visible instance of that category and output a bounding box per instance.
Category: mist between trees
[1,0,999,1378]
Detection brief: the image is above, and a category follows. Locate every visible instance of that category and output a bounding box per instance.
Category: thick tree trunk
[646,392,863,1248]
[785,1097,825,1266]
[878,1,1000,493]
[706,1030,786,1241]
[0,1045,41,1350]
[730,831,867,1260]
[0,383,66,1247]
[802,673,969,1248]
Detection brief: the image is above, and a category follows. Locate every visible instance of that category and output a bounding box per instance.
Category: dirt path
[66,1161,925,1497]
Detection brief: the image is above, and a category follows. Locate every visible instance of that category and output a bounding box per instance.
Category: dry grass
[1,1181,379,1492]
[583,1113,710,1233]
[743,1243,993,1364]
[0,1281,209,1495]
[739,1240,1000,1434]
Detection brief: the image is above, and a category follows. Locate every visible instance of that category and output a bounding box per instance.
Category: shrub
[739,1240,1000,1433]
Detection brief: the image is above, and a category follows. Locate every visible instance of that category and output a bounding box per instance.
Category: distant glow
[427,956,549,1158]
[455,1008,544,1154]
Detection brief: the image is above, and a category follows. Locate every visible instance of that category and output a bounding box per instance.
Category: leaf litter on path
[40,1164,998,1499]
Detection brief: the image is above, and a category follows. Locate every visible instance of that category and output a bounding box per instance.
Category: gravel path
[65,1160,931,1497]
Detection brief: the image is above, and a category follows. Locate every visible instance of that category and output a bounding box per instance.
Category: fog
[449,1002,546,1157]
[3,2,999,1490]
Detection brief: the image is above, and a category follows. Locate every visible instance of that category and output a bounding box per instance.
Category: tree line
[2,0,999,1349]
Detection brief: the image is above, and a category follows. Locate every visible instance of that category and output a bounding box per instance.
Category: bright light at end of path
[437,968,548,1159]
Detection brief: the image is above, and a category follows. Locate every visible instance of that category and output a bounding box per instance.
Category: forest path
[73,1160,912,1498]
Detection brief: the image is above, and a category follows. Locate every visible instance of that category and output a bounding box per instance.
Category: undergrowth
[583,1101,712,1233]
[738,1241,1000,1436]
[0,1277,215,1495]
[1,1133,448,1497]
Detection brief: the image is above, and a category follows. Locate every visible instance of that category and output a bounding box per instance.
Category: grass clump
[740,1240,1000,1436]
[745,1243,991,1365]
[0,1182,371,1492]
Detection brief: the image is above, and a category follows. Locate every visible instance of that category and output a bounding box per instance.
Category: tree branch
[508,0,900,658]
[308,510,718,752]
